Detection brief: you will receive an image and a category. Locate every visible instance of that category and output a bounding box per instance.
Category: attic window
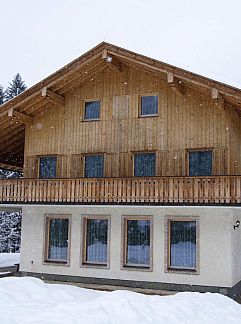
[84,100,100,120]
[140,95,158,116]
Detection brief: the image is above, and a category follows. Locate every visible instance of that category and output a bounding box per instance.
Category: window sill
[81,263,109,269]
[43,260,69,267]
[82,118,100,122]
[166,267,199,275]
[122,265,152,272]
[139,114,159,118]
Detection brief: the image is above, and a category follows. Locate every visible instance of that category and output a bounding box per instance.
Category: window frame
[121,215,153,271]
[38,155,58,179]
[139,94,159,117]
[83,99,101,121]
[43,214,71,266]
[187,148,213,177]
[165,216,199,274]
[132,151,156,177]
[81,215,111,268]
[83,153,105,178]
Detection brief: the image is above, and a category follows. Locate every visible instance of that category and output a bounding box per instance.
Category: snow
[0,253,20,267]
[0,277,241,324]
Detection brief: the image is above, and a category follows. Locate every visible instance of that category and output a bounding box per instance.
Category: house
[1,42,241,299]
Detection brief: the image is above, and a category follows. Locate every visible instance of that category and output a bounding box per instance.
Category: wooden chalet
[1,42,241,298]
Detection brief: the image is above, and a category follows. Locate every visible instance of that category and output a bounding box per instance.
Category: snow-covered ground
[0,277,241,324]
[0,253,20,267]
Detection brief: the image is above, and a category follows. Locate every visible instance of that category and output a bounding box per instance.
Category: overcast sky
[1,0,241,89]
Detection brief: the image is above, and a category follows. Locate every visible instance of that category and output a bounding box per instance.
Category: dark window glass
[169,221,196,269]
[85,219,108,264]
[134,153,156,177]
[125,219,150,266]
[47,218,69,262]
[189,151,212,176]
[84,155,104,178]
[141,95,158,115]
[39,157,57,179]
[84,101,100,120]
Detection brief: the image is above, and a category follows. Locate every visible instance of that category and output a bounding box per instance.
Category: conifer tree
[0,85,5,105]
[5,73,27,101]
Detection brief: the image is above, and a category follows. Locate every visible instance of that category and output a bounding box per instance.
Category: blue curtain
[134,153,156,177]
[189,151,212,176]
[141,95,158,115]
[39,157,57,179]
[170,221,196,269]
[84,155,104,178]
[84,101,100,119]
[48,218,69,261]
[126,220,150,266]
[86,219,108,263]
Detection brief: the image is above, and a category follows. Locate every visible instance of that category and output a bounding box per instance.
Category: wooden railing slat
[0,176,241,205]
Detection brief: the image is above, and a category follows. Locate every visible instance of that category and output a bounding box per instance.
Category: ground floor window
[82,216,110,266]
[167,218,198,271]
[122,216,152,269]
[44,215,70,264]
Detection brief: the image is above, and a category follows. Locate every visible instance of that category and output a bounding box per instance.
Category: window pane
[141,96,158,115]
[189,151,212,176]
[39,157,57,179]
[126,219,150,266]
[84,101,100,119]
[48,218,69,261]
[134,153,156,177]
[170,221,196,269]
[84,155,104,178]
[86,219,108,263]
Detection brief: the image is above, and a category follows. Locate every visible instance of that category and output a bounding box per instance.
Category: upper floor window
[134,153,156,177]
[189,150,212,176]
[167,219,197,271]
[122,217,152,269]
[84,154,104,178]
[39,156,57,179]
[140,95,158,116]
[84,100,100,120]
[44,215,70,264]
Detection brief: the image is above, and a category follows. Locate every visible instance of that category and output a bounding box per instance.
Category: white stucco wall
[20,205,236,288]
[231,209,241,286]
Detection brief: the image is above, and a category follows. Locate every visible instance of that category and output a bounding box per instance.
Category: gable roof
[0,41,241,168]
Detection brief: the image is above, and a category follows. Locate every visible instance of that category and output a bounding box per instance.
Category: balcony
[0,176,241,205]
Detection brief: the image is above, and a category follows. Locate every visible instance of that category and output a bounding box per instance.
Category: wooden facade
[24,67,231,178]
[0,42,241,205]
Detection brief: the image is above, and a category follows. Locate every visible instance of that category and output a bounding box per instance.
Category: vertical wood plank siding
[24,67,232,178]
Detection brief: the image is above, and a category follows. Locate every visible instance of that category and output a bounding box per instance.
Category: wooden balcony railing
[0,176,241,205]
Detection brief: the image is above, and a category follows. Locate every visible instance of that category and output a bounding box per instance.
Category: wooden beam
[13,110,32,124]
[101,49,108,59]
[212,88,225,106]
[0,126,24,146]
[41,88,65,107]
[167,73,186,96]
[4,108,32,125]
[57,60,107,94]
[61,64,108,94]
[0,163,23,172]
[102,50,124,72]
